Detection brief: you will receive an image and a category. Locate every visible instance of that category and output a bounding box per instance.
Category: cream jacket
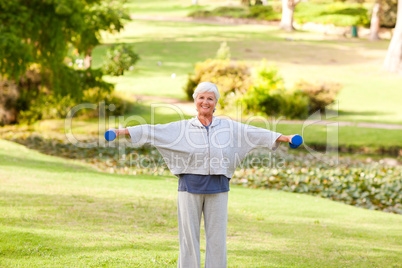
[127,116,282,178]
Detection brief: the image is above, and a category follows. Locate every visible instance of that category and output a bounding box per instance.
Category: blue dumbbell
[105,130,116,141]
[289,134,303,149]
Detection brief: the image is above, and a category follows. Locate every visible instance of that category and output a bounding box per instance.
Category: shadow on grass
[337,110,393,117]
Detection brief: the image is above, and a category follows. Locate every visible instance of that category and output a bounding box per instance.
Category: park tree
[0,0,129,123]
[280,0,301,31]
[370,0,382,40]
[241,0,251,6]
[370,0,398,40]
[384,0,402,72]
[0,0,128,80]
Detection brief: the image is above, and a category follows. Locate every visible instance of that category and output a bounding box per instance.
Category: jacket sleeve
[127,120,186,148]
[240,122,282,152]
[127,124,151,147]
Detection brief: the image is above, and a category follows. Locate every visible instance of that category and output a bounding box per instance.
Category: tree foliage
[103,44,140,76]
[0,0,129,92]
[0,0,130,124]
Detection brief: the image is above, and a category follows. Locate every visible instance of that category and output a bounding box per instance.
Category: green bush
[247,5,280,20]
[2,65,127,125]
[294,80,342,114]
[188,10,212,18]
[18,88,127,125]
[280,90,309,119]
[184,59,252,109]
[241,63,308,119]
[188,2,368,26]
[210,6,248,18]
[232,152,402,214]
[242,86,285,117]
[18,94,75,124]
[103,44,140,76]
[188,6,247,18]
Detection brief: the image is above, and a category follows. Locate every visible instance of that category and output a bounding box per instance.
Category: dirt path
[135,95,402,130]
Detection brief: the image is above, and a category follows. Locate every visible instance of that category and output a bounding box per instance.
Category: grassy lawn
[0,139,401,267]
[91,0,402,125]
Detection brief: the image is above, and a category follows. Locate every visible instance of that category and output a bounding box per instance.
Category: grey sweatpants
[177,191,228,268]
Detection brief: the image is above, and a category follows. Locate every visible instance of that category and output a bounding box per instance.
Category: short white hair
[192,82,220,102]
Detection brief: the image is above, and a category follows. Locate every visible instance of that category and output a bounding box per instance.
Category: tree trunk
[241,0,250,6]
[84,48,93,69]
[370,1,382,40]
[192,0,198,5]
[384,0,402,73]
[280,0,300,31]
[262,0,268,6]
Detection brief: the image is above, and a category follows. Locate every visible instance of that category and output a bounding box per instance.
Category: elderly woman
[110,82,298,268]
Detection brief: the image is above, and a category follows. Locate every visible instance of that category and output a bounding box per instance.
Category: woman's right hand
[108,128,129,137]
[107,128,119,137]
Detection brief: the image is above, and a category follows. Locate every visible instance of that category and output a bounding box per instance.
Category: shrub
[247,5,279,20]
[242,86,285,117]
[18,89,127,125]
[18,94,75,124]
[188,2,369,26]
[184,59,252,109]
[242,63,309,119]
[280,90,309,119]
[103,44,140,76]
[232,151,402,214]
[211,6,248,18]
[188,10,212,18]
[2,65,127,125]
[294,80,342,114]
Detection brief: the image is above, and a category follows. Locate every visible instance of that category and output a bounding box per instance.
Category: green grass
[93,13,402,124]
[0,139,401,267]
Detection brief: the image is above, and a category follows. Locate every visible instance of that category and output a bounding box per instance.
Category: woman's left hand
[277,135,297,143]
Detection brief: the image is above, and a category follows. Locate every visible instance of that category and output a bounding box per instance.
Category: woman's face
[195,92,217,117]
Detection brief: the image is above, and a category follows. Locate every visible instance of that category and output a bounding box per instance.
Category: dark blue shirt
[177,121,231,194]
[178,174,230,194]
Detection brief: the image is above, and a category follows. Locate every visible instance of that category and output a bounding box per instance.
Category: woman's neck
[197,114,213,126]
